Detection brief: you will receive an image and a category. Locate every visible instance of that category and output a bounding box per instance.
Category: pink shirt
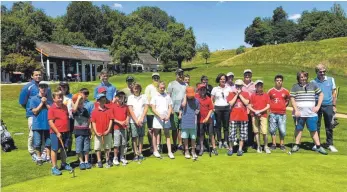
[242,82,256,97]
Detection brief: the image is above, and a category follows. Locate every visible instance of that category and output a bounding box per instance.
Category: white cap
[243,69,252,74]
[234,79,244,85]
[255,80,264,85]
[39,81,49,85]
[227,72,234,77]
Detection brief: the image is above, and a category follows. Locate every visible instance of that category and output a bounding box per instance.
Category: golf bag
[1,119,17,152]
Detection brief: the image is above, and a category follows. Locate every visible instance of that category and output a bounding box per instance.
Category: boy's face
[127,79,134,88]
[199,87,207,96]
[101,74,109,83]
[31,71,42,82]
[98,97,106,105]
[236,85,243,90]
[78,98,84,109]
[299,74,308,85]
[39,85,47,96]
[256,83,263,92]
[152,76,160,82]
[59,85,68,94]
[133,87,140,96]
[159,84,165,94]
[184,77,190,84]
[53,95,63,105]
[201,78,208,85]
[81,91,89,100]
[275,78,283,88]
[244,72,252,82]
[227,75,234,83]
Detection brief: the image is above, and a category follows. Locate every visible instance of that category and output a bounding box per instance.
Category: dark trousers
[247,114,254,147]
[214,106,230,143]
[317,105,334,146]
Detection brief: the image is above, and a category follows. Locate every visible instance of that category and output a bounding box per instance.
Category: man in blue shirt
[18,69,52,160]
[311,64,338,152]
[94,69,117,101]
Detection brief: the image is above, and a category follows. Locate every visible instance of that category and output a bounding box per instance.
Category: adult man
[167,68,187,150]
[311,64,338,152]
[226,72,236,91]
[290,71,327,155]
[121,75,135,99]
[19,69,52,161]
[242,69,256,149]
[94,69,117,101]
[200,75,213,97]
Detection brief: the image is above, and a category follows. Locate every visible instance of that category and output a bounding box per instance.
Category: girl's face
[133,87,140,96]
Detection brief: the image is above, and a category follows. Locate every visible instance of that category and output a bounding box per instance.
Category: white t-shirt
[150,93,172,129]
[127,94,149,123]
[211,86,231,107]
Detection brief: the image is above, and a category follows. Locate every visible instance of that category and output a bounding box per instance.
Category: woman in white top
[211,73,231,149]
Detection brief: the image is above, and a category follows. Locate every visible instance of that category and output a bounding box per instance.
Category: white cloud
[113,3,123,9]
[288,14,301,20]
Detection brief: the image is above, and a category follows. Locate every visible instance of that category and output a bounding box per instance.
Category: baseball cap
[96,93,106,100]
[97,87,107,93]
[244,69,252,74]
[255,80,264,85]
[152,72,160,77]
[59,81,68,86]
[176,68,184,74]
[227,72,234,77]
[197,83,206,90]
[234,79,244,85]
[126,75,134,81]
[72,93,83,103]
[39,81,48,86]
[186,86,195,97]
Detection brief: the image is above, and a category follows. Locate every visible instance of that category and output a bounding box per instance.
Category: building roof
[137,53,160,65]
[35,42,112,62]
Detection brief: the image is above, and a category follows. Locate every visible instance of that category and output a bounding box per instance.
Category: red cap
[98,87,107,94]
[197,83,206,90]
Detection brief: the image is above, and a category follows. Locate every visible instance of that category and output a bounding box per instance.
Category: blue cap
[96,93,106,100]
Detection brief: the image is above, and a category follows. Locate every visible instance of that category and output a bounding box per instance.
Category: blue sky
[2,1,347,51]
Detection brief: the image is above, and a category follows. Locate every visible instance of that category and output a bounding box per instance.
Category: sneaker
[133,156,139,162]
[291,145,300,152]
[184,152,191,159]
[237,150,243,156]
[257,146,262,153]
[178,145,184,150]
[61,163,73,171]
[227,149,233,156]
[79,163,86,170]
[139,155,145,161]
[107,159,113,167]
[46,157,51,163]
[328,145,338,152]
[113,158,120,166]
[51,166,62,176]
[280,145,286,151]
[153,151,161,158]
[85,163,92,169]
[223,142,228,149]
[212,148,218,156]
[120,158,128,164]
[41,152,47,161]
[270,145,276,150]
[198,149,204,156]
[316,146,328,155]
[31,153,38,162]
[168,152,175,159]
[218,141,223,149]
[36,159,43,166]
[97,161,103,168]
[192,153,198,160]
[312,145,317,151]
[265,147,271,154]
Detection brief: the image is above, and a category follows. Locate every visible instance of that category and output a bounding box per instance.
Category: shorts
[169,112,180,130]
[94,134,112,150]
[252,116,268,134]
[199,123,214,137]
[130,123,145,138]
[154,128,171,137]
[33,130,50,150]
[75,135,90,154]
[146,115,154,128]
[50,132,69,152]
[229,121,248,142]
[114,129,127,147]
[269,113,286,138]
[294,116,318,132]
[181,129,197,139]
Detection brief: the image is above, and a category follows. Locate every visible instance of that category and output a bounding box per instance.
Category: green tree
[131,6,173,30]
[199,43,211,64]
[331,3,346,18]
[245,17,273,47]
[2,53,40,78]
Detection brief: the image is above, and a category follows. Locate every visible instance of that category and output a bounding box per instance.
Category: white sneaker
[265,147,271,154]
[120,158,128,164]
[184,152,191,159]
[153,151,161,158]
[113,158,120,166]
[192,153,198,160]
[328,145,338,152]
[168,152,175,159]
[312,145,317,151]
[257,146,262,153]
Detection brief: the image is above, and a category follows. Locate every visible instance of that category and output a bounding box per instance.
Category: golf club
[123,128,128,166]
[206,123,211,157]
[159,119,165,159]
[58,137,75,177]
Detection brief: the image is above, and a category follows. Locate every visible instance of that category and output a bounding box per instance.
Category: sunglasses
[153,76,160,79]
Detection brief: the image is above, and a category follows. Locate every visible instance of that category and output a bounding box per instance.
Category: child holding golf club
[127,83,148,162]
[72,93,92,170]
[48,91,73,176]
[111,91,130,166]
[179,86,200,160]
[91,93,114,168]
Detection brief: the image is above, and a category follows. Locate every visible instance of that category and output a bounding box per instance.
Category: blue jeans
[75,135,90,154]
[269,113,287,139]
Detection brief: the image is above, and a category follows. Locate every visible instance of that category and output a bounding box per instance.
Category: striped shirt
[290,82,321,117]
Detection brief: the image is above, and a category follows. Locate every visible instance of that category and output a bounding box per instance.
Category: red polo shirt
[268,87,290,114]
[250,92,270,117]
[110,103,129,130]
[196,95,213,123]
[48,103,69,133]
[91,106,113,134]
[227,92,249,121]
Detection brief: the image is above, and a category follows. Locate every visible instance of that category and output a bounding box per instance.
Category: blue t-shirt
[18,80,52,118]
[30,95,53,130]
[180,98,200,129]
[84,100,94,115]
[312,76,336,106]
[94,82,117,101]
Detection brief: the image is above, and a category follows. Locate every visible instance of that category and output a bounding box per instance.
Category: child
[179,86,200,160]
[72,93,92,170]
[111,91,130,166]
[196,83,217,156]
[127,84,148,161]
[91,93,114,168]
[151,81,175,159]
[30,81,52,165]
[226,79,250,156]
[248,80,271,154]
[48,91,73,176]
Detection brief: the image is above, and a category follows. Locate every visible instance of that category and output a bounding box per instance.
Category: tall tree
[199,43,211,64]
[245,17,273,47]
[331,3,346,18]
[131,6,173,30]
